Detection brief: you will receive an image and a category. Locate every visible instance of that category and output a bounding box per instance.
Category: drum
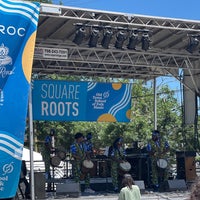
[50,155,61,167]
[56,146,66,161]
[81,160,94,174]
[157,159,168,169]
[119,161,131,175]
[90,160,97,177]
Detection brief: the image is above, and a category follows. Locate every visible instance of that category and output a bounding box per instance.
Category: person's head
[190,178,200,200]
[113,137,123,148]
[50,129,55,136]
[75,132,84,143]
[86,132,92,140]
[121,173,135,189]
[152,130,160,141]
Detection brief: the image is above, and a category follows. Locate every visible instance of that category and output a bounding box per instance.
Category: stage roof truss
[33,4,200,93]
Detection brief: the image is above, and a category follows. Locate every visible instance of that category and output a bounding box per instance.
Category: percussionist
[146,130,170,191]
[70,132,95,194]
[109,137,127,193]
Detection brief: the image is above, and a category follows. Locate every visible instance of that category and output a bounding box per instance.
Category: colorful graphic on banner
[0,0,40,198]
[32,80,132,122]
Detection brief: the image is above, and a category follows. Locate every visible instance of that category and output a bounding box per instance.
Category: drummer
[146,130,170,191]
[109,137,127,193]
[70,132,95,194]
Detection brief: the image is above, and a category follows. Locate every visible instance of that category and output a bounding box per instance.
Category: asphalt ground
[45,190,190,200]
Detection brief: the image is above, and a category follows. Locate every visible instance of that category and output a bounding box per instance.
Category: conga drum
[90,160,97,177]
[81,160,94,174]
[119,161,131,176]
[56,146,66,161]
[156,159,168,169]
[50,155,61,167]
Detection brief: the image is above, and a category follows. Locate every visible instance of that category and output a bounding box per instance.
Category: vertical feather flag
[0,0,40,198]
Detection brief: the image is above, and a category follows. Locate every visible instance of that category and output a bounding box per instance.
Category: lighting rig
[186,34,200,54]
[73,23,151,51]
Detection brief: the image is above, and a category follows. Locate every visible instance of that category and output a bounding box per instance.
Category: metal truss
[40,4,200,32]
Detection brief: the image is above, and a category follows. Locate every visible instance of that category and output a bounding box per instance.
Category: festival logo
[0,43,13,106]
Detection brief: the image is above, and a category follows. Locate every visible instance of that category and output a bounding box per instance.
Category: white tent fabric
[22,148,43,161]
[22,148,45,172]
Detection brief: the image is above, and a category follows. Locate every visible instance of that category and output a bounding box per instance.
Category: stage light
[88,28,100,47]
[127,32,139,50]
[186,36,199,53]
[73,27,86,45]
[101,29,113,49]
[115,31,126,49]
[141,33,150,51]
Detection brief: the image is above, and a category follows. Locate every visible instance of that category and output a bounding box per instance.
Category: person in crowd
[41,128,56,191]
[118,173,141,200]
[189,178,200,200]
[109,137,127,193]
[70,132,95,194]
[146,130,170,191]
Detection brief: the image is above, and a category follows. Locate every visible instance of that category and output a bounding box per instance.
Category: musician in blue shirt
[146,130,170,191]
[70,132,95,194]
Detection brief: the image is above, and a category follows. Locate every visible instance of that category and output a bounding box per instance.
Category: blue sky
[53,0,200,21]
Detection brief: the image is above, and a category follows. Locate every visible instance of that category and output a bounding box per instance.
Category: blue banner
[0,0,40,198]
[32,80,132,122]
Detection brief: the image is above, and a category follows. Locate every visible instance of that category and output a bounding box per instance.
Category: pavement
[45,190,191,200]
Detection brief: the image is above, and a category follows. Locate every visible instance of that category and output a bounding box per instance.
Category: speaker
[56,182,81,197]
[176,151,196,181]
[162,179,187,192]
[135,180,145,193]
[34,172,46,199]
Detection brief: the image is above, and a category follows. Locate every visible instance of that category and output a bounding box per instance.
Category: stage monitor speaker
[56,182,81,197]
[34,172,46,199]
[163,179,187,192]
[135,180,145,193]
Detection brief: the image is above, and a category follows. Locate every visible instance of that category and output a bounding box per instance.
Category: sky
[53,0,200,21]
[51,0,199,102]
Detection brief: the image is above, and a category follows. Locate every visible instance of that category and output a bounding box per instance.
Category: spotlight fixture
[127,32,139,50]
[101,29,113,49]
[141,33,150,51]
[186,36,199,53]
[115,30,127,49]
[88,28,100,47]
[73,27,86,45]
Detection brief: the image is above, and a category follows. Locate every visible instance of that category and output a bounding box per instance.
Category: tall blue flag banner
[0,0,40,198]
[32,80,132,122]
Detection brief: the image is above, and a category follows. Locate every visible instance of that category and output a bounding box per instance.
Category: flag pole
[28,86,35,200]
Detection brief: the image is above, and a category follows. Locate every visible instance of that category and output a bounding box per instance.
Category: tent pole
[153,78,157,130]
[28,87,35,200]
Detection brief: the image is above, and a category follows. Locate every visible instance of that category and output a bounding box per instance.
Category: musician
[41,128,56,191]
[109,137,127,193]
[85,132,94,158]
[146,130,170,191]
[70,132,95,194]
